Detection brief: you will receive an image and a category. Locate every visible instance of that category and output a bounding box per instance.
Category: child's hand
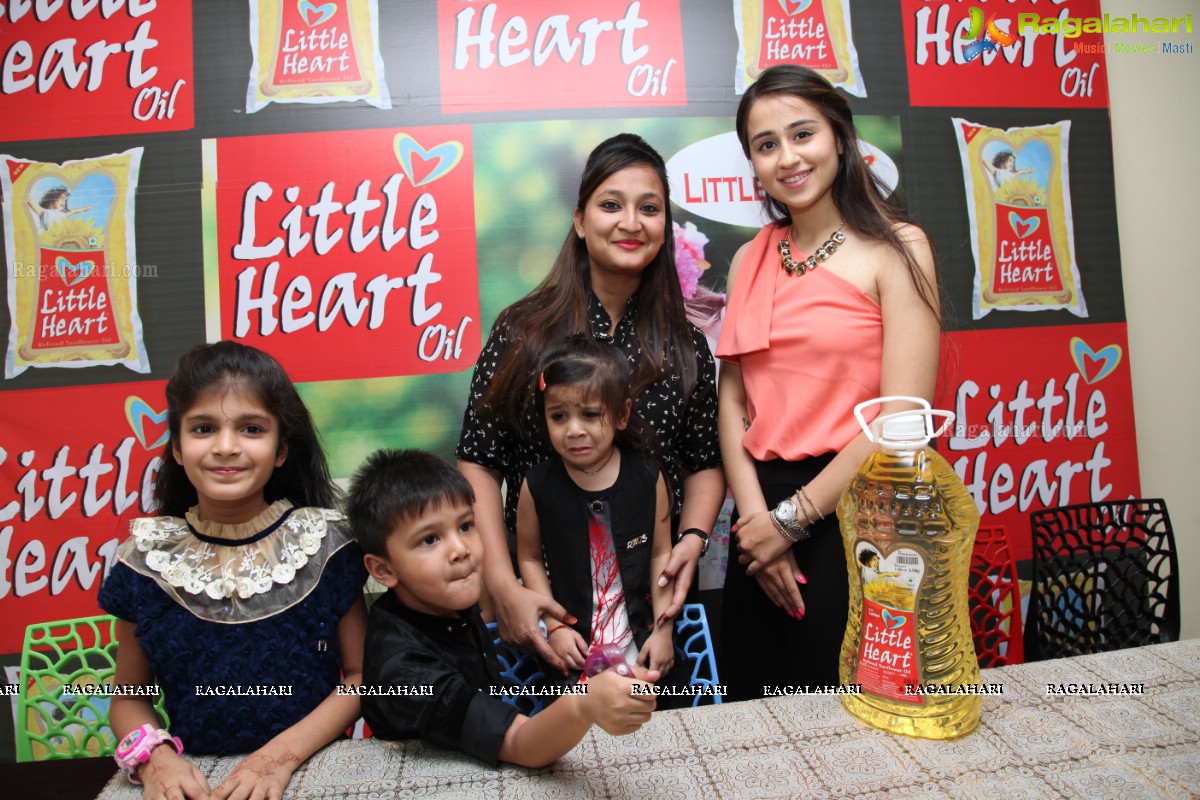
[137,745,210,800]
[212,746,300,800]
[582,668,657,735]
[547,626,589,673]
[637,627,675,675]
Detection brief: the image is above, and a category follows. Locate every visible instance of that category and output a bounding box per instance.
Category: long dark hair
[154,341,337,516]
[735,65,941,319]
[480,133,698,435]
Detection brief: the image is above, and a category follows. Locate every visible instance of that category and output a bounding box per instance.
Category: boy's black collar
[376,589,478,633]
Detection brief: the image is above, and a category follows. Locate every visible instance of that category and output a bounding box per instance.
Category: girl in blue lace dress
[99,341,367,800]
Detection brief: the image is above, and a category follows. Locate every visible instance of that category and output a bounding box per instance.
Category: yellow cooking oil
[837,399,981,739]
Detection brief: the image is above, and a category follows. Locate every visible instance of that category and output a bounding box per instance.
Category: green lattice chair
[15,614,168,762]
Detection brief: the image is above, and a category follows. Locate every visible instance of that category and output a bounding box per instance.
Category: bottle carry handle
[853,396,955,444]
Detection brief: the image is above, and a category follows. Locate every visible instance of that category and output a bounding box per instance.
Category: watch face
[117,728,144,755]
[777,499,798,523]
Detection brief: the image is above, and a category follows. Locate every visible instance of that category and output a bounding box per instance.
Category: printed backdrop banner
[204,126,481,384]
[937,323,1140,560]
[0,381,167,651]
[901,0,1109,108]
[0,1,194,142]
[953,118,1086,319]
[436,0,688,112]
[2,149,151,378]
[246,0,391,112]
[0,1,1159,759]
[733,0,866,96]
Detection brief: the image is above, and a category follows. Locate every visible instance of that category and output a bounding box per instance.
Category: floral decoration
[673,221,711,300]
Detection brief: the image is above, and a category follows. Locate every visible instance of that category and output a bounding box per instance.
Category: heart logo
[125,396,169,450]
[393,133,463,187]
[778,0,813,15]
[881,609,907,630]
[298,0,336,27]
[1070,337,1122,384]
[1008,212,1040,238]
[55,256,95,286]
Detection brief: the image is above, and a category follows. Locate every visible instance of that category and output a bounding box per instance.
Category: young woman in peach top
[716,65,942,699]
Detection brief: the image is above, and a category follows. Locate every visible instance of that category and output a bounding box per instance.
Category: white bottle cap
[880,413,930,448]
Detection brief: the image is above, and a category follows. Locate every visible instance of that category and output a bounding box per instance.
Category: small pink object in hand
[584,643,633,678]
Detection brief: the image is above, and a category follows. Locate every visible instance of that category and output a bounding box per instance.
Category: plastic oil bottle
[838,397,981,739]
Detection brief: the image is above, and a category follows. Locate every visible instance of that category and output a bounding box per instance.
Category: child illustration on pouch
[28,185,92,233]
[98,341,368,800]
[981,149,1034,190]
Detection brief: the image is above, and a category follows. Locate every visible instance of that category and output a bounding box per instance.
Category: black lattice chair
[1026,499,1179,661]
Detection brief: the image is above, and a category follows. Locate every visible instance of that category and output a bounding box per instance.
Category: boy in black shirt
[346,449,658,767]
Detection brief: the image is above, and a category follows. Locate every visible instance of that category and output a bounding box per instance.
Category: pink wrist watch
[114,724,184,783]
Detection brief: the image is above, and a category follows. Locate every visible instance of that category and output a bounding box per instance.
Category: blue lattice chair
[486,601,722,715]
[486,622,551,716]
[674,602,722,707]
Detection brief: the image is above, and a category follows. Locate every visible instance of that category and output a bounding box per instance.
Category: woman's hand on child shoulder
[583,666,659,735]
[138,745,210,800]
[211,747,301,800]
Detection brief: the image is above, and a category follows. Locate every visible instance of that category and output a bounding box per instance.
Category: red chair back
[968,525,1025,666]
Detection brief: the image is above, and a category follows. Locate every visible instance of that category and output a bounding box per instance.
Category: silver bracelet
[770,509,801,543]
[799,486,825,521]
[796,492,817,528]
[770,506,811,542]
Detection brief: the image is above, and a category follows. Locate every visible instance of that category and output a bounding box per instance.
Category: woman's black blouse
[456,291,721,537]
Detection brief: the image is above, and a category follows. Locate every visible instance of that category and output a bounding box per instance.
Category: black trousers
[718,454,849,701]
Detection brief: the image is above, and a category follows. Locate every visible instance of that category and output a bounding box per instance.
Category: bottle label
[853,542,925,704]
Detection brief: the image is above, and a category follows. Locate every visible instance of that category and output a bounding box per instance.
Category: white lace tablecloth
[97,639,1200,799]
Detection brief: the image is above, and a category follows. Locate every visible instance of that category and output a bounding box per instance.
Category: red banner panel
[0,381,168,651]
[901,0,1109,108]
[935,324,1140,560]
[207,126,481,384]
[437,0,687,112]
[0,1,194,141]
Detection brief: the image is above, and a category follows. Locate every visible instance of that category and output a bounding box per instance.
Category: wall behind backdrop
[1103,0,1198,642]
[2,0,1189,762]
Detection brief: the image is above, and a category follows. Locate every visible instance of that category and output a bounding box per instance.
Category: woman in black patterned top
[457,134,724,673]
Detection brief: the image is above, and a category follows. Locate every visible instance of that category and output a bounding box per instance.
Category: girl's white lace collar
[183,499,294,543]
[116,500,355,623]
